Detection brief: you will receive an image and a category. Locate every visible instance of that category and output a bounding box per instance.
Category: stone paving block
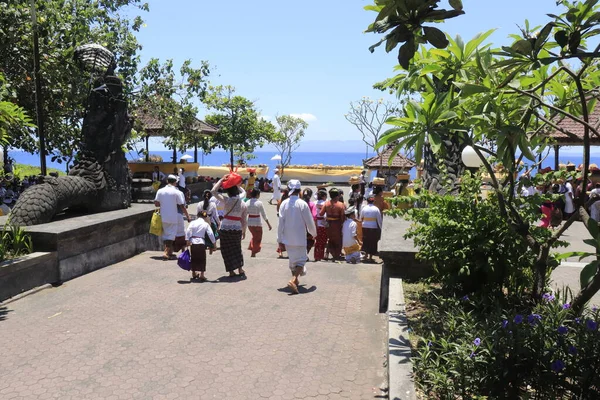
[0,243,387,399]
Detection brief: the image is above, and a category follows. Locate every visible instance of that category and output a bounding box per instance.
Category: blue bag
[177,249,191,271]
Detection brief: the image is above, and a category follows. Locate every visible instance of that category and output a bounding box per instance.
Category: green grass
[2,163,65,178]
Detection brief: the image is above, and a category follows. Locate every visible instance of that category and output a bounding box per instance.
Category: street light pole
[29,0,47,176]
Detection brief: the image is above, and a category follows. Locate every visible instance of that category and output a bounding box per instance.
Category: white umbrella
[180,154,193,160]
[271,154,282,161]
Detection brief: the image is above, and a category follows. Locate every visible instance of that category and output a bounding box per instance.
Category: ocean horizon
[7,148,600,180]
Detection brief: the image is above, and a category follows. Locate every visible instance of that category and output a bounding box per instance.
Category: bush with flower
[411,287,600,399]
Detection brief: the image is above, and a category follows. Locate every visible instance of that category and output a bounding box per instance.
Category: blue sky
[134,0,572,152]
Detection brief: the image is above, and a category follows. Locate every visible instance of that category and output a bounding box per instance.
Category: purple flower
[575,318,581,324]
[543,293,556,302]
[502,319,509,329]
[469,351,475,358]
[563,303,571,309]
[568,345,578,355]
[586,319,598,331]
[593,307,598,312]
[427,341,432,347]
[514,315,523,324]
[528,314,542,326]
[557,326,569,335]
[551,359,565,373]
[461,295,469,301]
[473,338,481,347]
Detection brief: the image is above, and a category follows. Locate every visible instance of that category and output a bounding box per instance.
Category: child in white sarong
[342,206,362,264]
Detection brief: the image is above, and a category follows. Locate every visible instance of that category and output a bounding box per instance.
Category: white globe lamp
[461,146,484,169]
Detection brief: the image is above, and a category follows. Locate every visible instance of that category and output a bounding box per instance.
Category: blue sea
[8,149,600,181]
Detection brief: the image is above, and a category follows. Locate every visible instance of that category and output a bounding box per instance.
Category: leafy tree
[0,0,148,169]
[0,72,34,148]
[204,86,276,169]
[344,97,399,158]
[272,115,309,175]
[132,58,210,162]
[365,0,465,68]
[377,0,600,313]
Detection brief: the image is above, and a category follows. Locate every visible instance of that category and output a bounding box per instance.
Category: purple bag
[177,249,191,271]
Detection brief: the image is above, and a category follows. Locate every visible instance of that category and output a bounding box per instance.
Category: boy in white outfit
[342,206,362,264]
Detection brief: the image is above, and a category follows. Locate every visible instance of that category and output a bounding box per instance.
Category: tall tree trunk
[422,132,463,195]
[230,147,234,171]
[2,145,7,166]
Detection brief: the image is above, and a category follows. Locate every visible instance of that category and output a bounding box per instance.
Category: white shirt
[315,199,327,228]
[360,204,382,229]
[246,198,268,227]
[185,218,215,245]
[277,196,317,247]
[212,189,248,232]
[178,171,186,188]
[155,184,185,223]
[342,219,358,248]
[564,182,575,213]
[152,171,165,182]
[272,174,281,200]
[197,200,219,227]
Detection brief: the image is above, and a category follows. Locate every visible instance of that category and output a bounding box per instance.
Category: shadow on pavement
[149,256,171,261]
[176,275,247,285]
[0,306,12,322]
[277,285,317,295]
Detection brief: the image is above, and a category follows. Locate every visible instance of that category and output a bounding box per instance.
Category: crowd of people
[519,174,600,228]
[154,170,390,294]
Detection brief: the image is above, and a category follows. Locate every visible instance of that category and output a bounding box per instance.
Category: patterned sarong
[248,226,263,255]
[361,227,381,255]
[219,229,244,272]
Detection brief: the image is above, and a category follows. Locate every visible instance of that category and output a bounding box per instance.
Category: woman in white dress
[211,174,248,278]
[245,188,272,257]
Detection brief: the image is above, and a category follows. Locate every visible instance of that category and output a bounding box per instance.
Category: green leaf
[423,26,449,49]
[534,23,554,51]
[428,132,442,153]
[512,39,532,55]
[420,64,443,75]
[449,0,463,11]
[580,261,599,288]
[585,214,600,240]
[464,29,496,58]
[556,251,595,260]
[555,30,569,47]
[398,37,416,69]
[453,82,490,97]
[435,111,458,123]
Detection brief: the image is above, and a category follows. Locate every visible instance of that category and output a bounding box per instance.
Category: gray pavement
[0,190,388,400]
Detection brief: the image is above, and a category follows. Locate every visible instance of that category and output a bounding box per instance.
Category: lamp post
[29,0,47,176]
[461,145,484,173]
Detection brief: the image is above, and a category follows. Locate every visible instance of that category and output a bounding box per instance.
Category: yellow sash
[344,243,361,254]
[363,217,376,222]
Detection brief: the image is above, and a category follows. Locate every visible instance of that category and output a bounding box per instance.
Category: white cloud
[290,113,317,122]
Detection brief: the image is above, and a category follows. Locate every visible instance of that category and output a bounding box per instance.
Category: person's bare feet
[287,280,299,294]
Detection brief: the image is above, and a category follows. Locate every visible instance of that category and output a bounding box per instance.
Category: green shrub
[0,224,33,262]
[397,172,557,296]
[412,288,600,399]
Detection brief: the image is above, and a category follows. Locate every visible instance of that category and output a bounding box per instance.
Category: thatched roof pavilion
[134,112,218,163]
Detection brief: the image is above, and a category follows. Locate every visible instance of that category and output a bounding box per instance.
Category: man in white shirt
[342,206,361,264]
[152,166,166,183]
[564,177,575,218]
[277,179,317,294]
[155,175,190,259]
[269,168,282,205]
[360,195,383,262]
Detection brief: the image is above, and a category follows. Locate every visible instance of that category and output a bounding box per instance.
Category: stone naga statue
[10,45,132,226]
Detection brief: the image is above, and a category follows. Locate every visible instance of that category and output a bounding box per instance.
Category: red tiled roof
[364,146,415,169]
[546,105,600,145]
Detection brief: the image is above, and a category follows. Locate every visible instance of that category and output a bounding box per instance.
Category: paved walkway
[0,194,388,400]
